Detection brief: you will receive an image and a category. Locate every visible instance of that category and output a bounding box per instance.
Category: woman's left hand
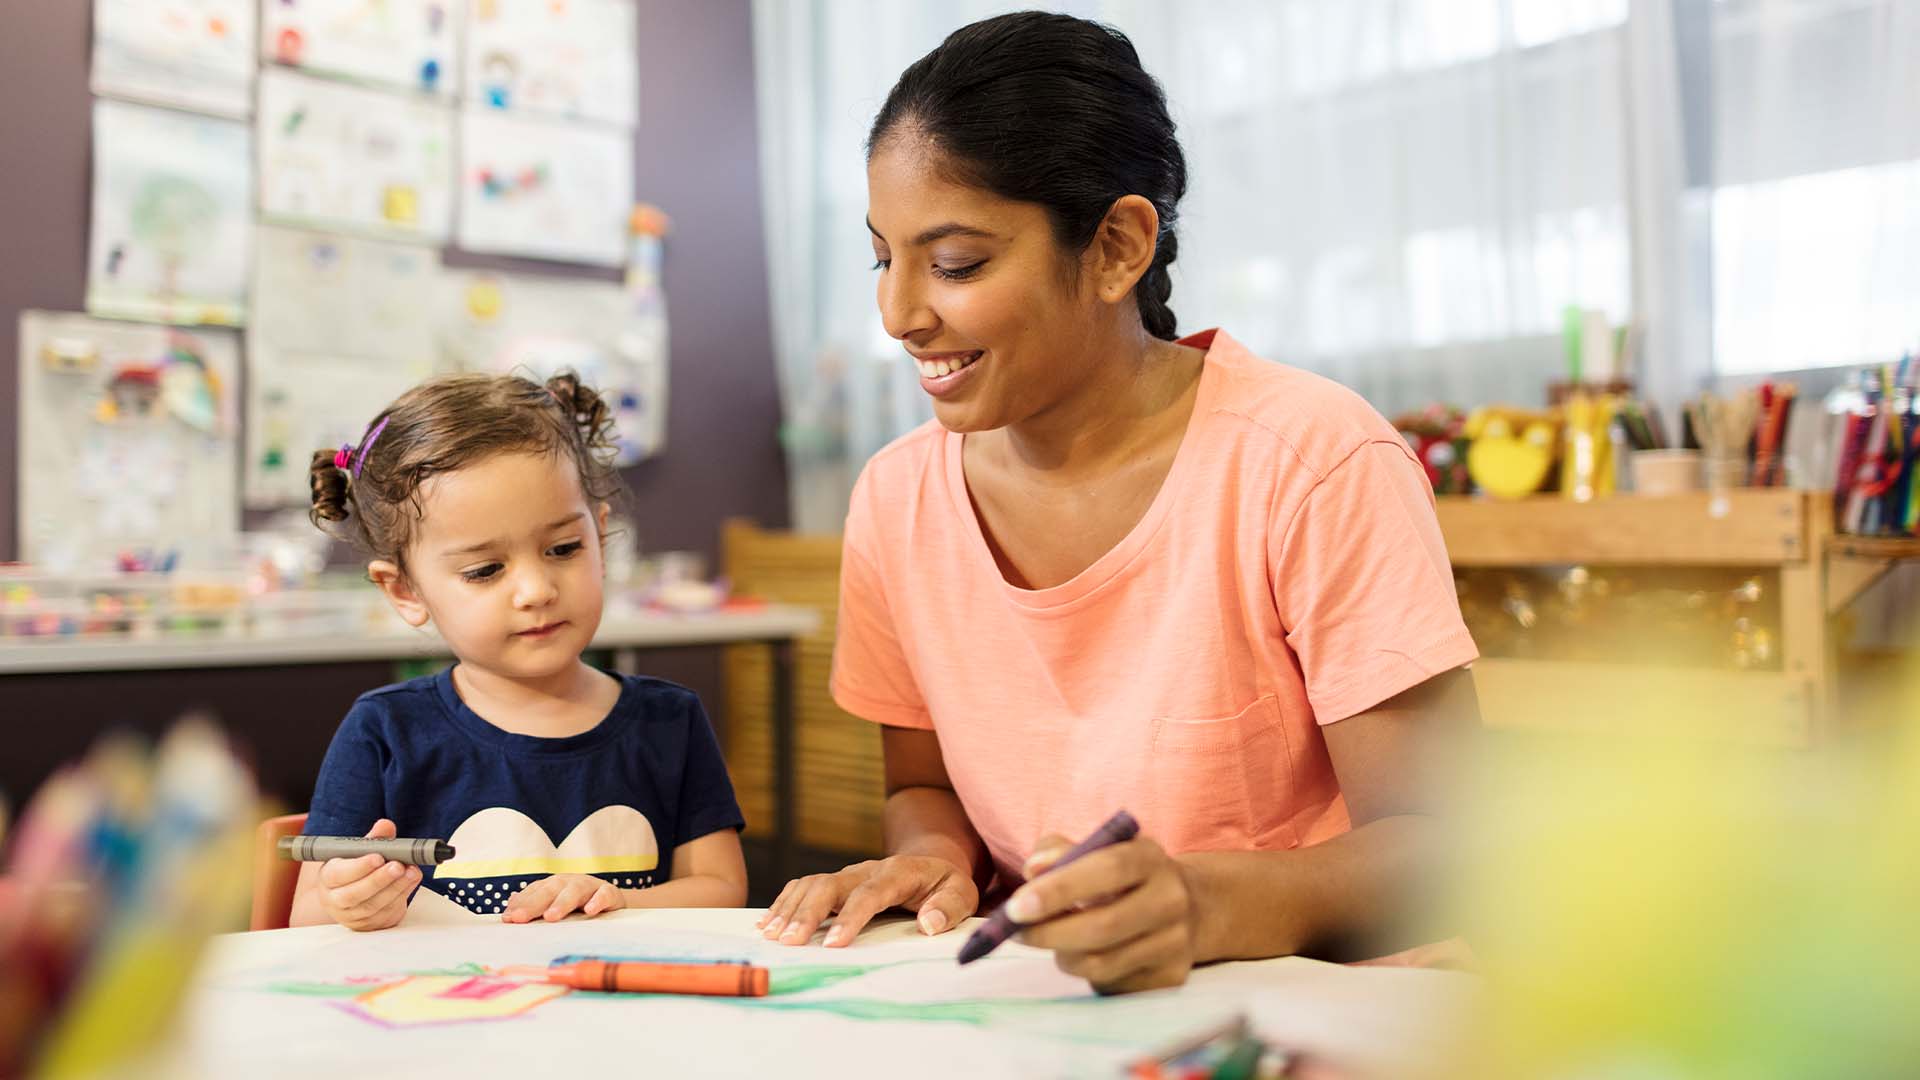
[1007,834,1202,994]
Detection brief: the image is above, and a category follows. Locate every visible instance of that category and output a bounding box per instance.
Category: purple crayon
[956,809,1141,965]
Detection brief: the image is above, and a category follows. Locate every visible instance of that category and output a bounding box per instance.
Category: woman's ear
[1091,194,1160,305]
[368,560,431,628]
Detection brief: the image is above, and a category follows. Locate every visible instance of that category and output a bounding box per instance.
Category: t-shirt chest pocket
[1142,694,1294,850]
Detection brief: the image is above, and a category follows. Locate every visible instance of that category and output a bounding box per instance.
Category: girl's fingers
[337,865,419,922]
[582,883,619,916]
[318,852,389,889]
[545,878,598,920]
[503,878,561,922]
[328,858,408,909]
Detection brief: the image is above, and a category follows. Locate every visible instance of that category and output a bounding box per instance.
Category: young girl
[289,372,747,931]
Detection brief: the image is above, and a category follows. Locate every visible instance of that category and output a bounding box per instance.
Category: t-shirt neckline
[944,329,1227,612]
[432,665,636,756]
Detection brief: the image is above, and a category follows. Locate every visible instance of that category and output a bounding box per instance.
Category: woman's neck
[999,327,1203,485]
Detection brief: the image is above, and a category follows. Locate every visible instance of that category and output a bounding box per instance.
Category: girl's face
[371,451,610,683]
[866,141,1110,433]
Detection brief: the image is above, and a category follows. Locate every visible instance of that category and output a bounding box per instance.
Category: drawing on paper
[456,109,632,266]
[91,0,256,117]
[245,225,439,505]
[262,0,456,97]
[463,0,637,127]
[87,100,251,327]
[258,68,453,242]
[437,270,665,464]
[16,312,240,566]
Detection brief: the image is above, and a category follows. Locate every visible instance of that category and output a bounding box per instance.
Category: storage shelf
[1436,491,1808,566]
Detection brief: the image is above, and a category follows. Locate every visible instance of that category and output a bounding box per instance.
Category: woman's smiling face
[866,138,1110,433]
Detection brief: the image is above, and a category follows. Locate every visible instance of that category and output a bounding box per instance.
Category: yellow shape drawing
[347,975,568,1027]
[382,185,420,225]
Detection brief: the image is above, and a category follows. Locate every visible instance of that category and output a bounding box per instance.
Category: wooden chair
[250,812,307,931]
[720,519,885,856]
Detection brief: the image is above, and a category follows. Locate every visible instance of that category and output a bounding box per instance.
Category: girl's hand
[503,874,626,923]
[316,818,419,933]
[1009,833,1200,994]
[758,855,979,947]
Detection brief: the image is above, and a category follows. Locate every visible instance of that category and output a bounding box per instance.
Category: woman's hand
[503,874,626,923]
[758,855,979,947]
[1010,833,1201,994]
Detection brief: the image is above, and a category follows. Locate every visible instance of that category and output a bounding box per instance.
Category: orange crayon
[503,959,769,997]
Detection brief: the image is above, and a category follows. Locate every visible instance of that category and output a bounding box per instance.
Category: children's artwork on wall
[462,0,637,128]
[456,109,633,266]
[438,270,665,464]
[91,0,256,117]
[245,226,441,506]
[86,100,252,327]
[17,312,240,568]
[258,68,454,243]
[261,0,458,98]
[244,372,424,509]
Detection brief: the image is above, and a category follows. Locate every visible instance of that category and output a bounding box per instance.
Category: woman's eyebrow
[866,217,998,246]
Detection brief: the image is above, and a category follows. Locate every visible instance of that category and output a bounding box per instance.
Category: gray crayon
[277,835,456,865]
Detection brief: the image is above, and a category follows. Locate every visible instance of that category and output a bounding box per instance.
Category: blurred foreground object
[0,718,257,1077]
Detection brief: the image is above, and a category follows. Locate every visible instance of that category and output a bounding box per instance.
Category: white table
[161,908,1474,1079]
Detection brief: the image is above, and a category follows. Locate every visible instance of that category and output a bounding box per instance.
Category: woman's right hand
[316,818,420,932]
[757,855,979,948]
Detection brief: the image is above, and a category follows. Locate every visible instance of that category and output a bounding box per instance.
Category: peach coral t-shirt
[830,329,1477,885]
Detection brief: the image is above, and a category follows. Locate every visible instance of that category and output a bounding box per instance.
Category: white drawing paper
[258,68,454,243]
[456,108,632,266]
[463,0,637,127]
[261,0,459,98]
[437,269,665,464]
[90,0,256,117]
[245,226,442,507]
[17,311,240,567]
[86,100,251,327]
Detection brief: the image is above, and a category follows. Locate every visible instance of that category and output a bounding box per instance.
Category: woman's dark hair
[309,371,622,569]
[869,11,1188,340]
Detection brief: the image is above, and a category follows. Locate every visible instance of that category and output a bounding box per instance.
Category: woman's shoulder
[844,418,950,534]
[855,417,948,487]
[1198,330,1409,482]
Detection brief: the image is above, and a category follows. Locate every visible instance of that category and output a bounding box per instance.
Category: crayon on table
[512,960,770,997]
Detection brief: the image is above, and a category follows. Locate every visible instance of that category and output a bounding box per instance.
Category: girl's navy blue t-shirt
[304,666,744,915]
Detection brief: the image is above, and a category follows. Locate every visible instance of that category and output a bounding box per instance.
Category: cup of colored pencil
[0,718,258,1076]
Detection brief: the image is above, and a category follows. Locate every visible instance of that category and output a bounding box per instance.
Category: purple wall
[0,2,789,813]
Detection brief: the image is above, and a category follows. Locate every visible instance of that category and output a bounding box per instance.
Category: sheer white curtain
[1706,0,1920,376]
[753,0,1908,532]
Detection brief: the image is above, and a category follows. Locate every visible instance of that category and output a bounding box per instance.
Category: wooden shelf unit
[1436,491,1829,745]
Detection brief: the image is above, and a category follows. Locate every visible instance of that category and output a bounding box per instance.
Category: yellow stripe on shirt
[432,854,660,880]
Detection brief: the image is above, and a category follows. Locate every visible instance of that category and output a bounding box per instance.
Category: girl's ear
[368,560,431,628]
[595,501,612,547]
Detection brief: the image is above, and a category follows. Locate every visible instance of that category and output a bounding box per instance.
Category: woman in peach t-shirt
[759,12,1481,992]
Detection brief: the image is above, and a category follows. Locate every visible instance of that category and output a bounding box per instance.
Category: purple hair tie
[351,416,390,477]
